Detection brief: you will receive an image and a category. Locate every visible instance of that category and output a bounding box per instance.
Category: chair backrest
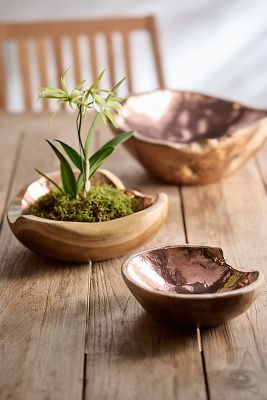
[0,16,165,112]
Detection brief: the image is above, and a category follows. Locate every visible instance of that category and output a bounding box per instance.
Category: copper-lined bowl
[7,170,168,262]
[122,245,264,327]
[111,90,267,184]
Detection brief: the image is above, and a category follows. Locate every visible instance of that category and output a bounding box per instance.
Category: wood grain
[85,127,206,400]
[1,112,266,399]
[182,159,267,399]
[0,113,90,400]
[0,117,23,229]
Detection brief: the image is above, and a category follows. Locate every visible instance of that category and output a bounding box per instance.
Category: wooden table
[0,112,267,400]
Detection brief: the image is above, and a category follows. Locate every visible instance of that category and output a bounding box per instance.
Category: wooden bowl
[7,170,168,262]
[111,90,267,184]
[122,245,264,327]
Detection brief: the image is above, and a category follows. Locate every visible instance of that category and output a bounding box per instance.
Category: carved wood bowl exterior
[111,90,267,184]
[122,245,264,327]
[7,170,168,262]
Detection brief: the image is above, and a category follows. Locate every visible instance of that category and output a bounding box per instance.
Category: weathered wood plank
[0,113,90,400]
[182,159,267,400]
[85,127,206,400]
[0,115,27,230]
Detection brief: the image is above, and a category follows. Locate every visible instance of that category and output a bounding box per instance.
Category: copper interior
[117,90,267,144]
[126,246,258,294]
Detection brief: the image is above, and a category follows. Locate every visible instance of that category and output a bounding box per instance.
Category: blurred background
[1,0,267,111]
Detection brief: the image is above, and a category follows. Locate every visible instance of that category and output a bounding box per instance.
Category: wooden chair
[0,16,165,111]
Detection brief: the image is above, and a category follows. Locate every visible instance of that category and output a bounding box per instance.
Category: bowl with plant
[7,70,168,262]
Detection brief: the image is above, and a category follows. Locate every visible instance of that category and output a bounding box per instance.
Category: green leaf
[104,109,116,126]
[107,100,123,113]
[89,131,133,178]
[94,88,112,93]
[89,146,114,178]
[55,140,83,171]
[46,140,77,197]
[100,131,133,148]
[35,169,65,195]
[112,96,126,102]
[74,80,86,90]
[61,67,70,94]
[111,77,125,94]
[84,112,101,156]
[76,173,84,194]
[90,69,105,90]
[39,87,66,99]
[100,113,107,125]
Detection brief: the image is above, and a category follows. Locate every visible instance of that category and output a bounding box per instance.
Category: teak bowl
[122,245,264,327]
[7,170,168,262]
[111,90,267,184]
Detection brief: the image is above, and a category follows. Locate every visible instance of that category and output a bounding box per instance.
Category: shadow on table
[0,244,89,281]
[114,311,198,362]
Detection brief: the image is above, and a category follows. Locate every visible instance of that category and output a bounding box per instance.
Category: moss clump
[28,184,142,222]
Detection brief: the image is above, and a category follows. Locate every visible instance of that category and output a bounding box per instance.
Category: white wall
[1,0,267,109]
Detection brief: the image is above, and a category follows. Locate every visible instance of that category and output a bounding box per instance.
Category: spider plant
[38,68,133,199]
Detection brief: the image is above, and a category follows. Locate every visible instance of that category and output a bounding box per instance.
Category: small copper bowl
[122,245,264,327]
[111,90,267,184]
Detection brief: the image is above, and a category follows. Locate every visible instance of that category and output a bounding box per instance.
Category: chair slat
[53,36,64,86]
[70,35,81,84]
[0,38,6,110]
[36,38,48,110]
[1,18,149,39]
[122,32,133,94]
[106,33,115,88]
[146,16,165,89]
[18,39,32,110]
[1,16,164,112]
[88,34,97,81]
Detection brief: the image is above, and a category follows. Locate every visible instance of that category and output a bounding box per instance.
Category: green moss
[28,184,143,222]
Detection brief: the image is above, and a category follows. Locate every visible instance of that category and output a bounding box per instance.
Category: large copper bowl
[111,90,267,184]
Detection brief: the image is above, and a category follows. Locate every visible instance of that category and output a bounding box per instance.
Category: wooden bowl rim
[122,244,265,300]
[112,89,267,150]
[124,88,267,111]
